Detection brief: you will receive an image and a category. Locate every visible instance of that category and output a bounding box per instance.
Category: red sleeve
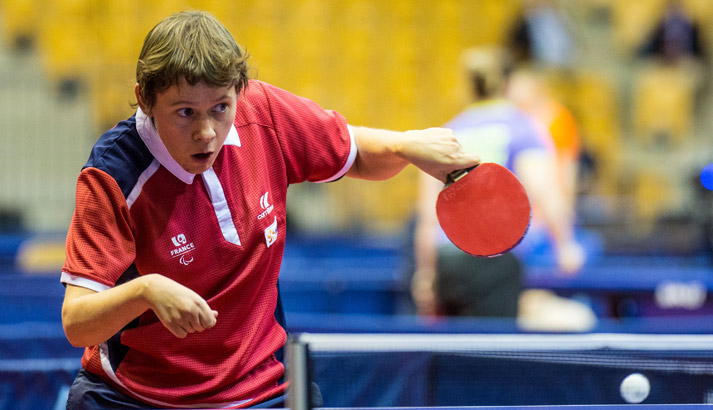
[250,81,355,184]
[62,167,136,289]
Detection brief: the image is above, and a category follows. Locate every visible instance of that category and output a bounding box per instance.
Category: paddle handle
[445,165,479,186]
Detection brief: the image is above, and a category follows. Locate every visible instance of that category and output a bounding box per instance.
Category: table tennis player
[59,10,480,410]
[411,46,587,324]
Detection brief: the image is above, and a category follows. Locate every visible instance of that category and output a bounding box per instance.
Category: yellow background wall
[0,0,522,233]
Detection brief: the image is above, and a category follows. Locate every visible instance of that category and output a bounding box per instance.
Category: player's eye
[214,103,229,113]
[177,108,194,117]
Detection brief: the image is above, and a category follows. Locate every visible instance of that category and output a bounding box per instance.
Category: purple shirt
[444,99,550,171]
[435,99,551,246]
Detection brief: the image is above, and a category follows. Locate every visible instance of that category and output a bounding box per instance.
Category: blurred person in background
[636,0,708,108]
[59,10,481,410]
[506,68,580,230]
[507,0,577,70]
[411,47,592,331]
[637,0,705,65]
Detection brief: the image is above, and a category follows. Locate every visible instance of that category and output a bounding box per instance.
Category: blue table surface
[309,406,713,409]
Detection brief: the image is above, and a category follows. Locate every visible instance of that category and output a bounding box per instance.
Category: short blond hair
[136,10,249,110]
[460,47,511,100]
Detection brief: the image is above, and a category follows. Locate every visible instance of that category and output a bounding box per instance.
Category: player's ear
[134,83,151,116]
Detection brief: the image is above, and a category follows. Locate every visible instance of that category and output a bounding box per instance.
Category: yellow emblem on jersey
[264,217,278,248]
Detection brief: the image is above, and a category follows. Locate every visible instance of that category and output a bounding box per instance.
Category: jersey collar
[135,107,241,184]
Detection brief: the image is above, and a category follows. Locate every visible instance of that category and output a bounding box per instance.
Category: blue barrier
[0,322,81,410]
[3,255,713,324]
[0,233,27,270]
[0,359,77,410]
[0,322,82,360]
[0,275,64,324]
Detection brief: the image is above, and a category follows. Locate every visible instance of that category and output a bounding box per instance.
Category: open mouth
[192,152,212,161]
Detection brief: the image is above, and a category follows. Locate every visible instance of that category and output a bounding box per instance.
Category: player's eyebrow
[168,94,232,107]
[169,100,195,107]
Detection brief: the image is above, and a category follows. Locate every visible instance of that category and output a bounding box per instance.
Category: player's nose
[194,118,216,142]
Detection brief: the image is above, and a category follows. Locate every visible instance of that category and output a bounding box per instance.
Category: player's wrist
[135,274,163,309]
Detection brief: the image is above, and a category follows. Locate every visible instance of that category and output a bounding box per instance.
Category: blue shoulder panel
[84,115,155,199]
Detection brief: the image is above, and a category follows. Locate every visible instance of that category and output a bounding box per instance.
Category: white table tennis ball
[620,373,650,404]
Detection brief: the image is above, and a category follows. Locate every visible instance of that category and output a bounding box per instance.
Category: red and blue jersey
[61,80,356,408]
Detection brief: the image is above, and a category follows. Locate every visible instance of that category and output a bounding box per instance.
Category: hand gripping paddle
[436,162,531,257]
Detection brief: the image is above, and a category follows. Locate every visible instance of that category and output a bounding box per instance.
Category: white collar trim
[135,108,241,184]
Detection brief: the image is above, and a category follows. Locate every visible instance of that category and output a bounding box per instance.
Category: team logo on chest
[170,233,196,266]
[257,191,274,220]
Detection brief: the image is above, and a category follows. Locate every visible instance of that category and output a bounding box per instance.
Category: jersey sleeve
[254,81,356,184]
[61,167,136,291]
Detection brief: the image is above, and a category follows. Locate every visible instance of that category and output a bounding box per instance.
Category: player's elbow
[62,304,93,347]
[62,313,83,347]
[346,157,405,181]
[63,331,89,348]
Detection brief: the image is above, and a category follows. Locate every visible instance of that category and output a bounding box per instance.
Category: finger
[173,310,198,334]
[198,309,217,330]
[458,153,481,167]
[156,311,189,338]
[188,307,212,332]
[193,299,217,329]
[170,325,188,339]
[189,318,206,333]
[206,310,219,328]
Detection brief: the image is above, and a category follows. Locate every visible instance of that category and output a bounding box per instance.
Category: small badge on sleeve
[264,216,278,247]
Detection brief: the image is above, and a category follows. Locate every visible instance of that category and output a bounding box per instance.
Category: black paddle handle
[445,164,479,186]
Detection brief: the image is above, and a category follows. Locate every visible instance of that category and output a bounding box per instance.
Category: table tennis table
[287,334,713,409]
[316,407,712,410]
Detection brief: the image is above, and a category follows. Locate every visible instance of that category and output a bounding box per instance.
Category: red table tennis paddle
[436,162,531,257]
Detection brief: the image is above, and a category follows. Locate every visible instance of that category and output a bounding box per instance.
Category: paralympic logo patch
[170,233,195,265]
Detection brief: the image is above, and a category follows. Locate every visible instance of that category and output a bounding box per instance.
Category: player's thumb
[438,154,481,183]
[459,152,481,168]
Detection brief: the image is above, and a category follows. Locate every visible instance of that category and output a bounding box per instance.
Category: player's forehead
[156,78,237,106]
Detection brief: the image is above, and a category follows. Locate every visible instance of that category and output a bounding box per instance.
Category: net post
[287,333,312,410]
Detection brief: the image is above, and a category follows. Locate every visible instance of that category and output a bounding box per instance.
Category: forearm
[346,126,481,182]
[536,193,584,274]
[515,151,584,273]
[411,172,443,316]
[62,276,154,347]
[516,153,575,247]
[414,172,441,271]
[535,189,575,249]
[412,219,438,301]
[345,126,409,180]
[63,273,218,345]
